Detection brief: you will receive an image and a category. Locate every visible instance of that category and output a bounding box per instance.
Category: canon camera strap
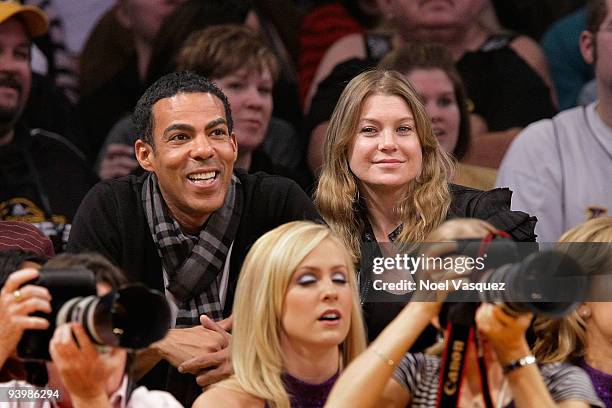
[435,231,510,407]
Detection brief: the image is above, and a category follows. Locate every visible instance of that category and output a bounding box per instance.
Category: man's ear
[580,30,595,65]
[230,132,238,163]
[135,139,155,172]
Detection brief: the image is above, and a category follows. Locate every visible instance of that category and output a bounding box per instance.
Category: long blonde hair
[216,221,366,408]
[314,69,454,262]
[533,216,612,363]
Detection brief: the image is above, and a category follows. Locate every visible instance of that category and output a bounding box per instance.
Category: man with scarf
[67,71,320,406]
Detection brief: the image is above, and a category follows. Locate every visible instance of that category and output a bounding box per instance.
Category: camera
[440,237,588,326]
[18,267,171,361]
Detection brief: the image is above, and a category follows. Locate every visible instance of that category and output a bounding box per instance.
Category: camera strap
[436,231,510,407]
[436,322,473,407]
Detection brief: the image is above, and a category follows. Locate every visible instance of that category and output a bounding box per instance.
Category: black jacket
[0,123,97,251]
[67,169,320,316]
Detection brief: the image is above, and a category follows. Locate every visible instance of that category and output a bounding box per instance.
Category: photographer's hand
[475,305,561,408]
[475,304,532,365]
[0,268,51,367]
[49,323,125,408]
[411,219,499,313]
[178,315,233,388]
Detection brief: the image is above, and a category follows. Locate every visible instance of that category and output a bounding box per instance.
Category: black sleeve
[449,185,537,242]
[278,178,321,223]
[66,181,122,265]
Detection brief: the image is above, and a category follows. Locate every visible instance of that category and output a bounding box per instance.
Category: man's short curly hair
[133,71,233,146]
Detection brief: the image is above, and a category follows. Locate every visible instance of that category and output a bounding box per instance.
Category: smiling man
[67,71,319,406]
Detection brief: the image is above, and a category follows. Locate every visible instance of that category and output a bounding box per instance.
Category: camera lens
[57,284,171,348]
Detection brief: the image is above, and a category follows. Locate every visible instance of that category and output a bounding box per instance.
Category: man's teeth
[188,171,216,181]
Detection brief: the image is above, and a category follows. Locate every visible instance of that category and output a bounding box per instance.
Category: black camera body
[440,237,587,326]
[18,267,96,360]
[18,267,171,361]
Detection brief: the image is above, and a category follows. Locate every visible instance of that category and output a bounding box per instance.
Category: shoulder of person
[193,382,264,408]
[538,362,606,407]
[235,169,305,196]
[29,128,88,163]
[79,173,147,214]
[448,184,537,241]
[510,105,586,151]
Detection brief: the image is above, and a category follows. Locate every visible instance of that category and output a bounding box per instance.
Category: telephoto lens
[18,268,172,361]
[480,251,587,317]
[57,284,171,349]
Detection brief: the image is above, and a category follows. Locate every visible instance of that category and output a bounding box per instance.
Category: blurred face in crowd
[382,0,486,35]
[122,0,186,45]
[406,68,460,154]
[136,92,237,232]
[214,66,273,156]
[281,238,353,351]
[348,93,422,198]
[0,17,31,128]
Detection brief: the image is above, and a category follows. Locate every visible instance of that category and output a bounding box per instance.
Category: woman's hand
[411,219,499,316]
[475,303,533,365]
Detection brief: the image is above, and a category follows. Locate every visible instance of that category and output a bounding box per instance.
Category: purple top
[264,371,339,408]
[580,360,612,408]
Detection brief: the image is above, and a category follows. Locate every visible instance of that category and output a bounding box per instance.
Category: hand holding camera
[0,268,51,367]
[410,219,499,316]
[49,322,126,405]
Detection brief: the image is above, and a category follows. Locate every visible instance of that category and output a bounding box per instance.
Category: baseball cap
[0,221,55,259]
[0,1,48,38]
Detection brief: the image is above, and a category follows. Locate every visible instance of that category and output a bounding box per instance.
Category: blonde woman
[314,69,536,341]
[193,221,367,408]
[535,217,612,407]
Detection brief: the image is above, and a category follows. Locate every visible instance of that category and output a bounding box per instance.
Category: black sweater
[67,170,320,316]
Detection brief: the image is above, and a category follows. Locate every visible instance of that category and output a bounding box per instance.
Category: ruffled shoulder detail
[448,184,537,242]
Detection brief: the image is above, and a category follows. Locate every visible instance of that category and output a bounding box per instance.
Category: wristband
[502,355,536,374]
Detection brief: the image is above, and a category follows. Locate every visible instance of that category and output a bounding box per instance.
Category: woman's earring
[579,308,591,320]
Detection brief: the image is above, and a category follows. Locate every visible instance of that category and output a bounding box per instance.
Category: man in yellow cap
[0,1,97,253]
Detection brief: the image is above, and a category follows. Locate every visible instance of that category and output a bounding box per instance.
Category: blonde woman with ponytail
[193,221,366,408]
[314,69,536,342]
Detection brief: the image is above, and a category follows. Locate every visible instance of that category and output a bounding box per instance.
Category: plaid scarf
[142,173,242,327]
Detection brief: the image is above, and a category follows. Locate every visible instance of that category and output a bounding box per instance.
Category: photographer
[325,219,604,408]
[0,253,182,407]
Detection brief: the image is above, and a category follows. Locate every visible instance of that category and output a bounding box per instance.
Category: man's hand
[178,315,233,387]
[49,323,125,406]
[98,144,139,180]
[0,268,51,365]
